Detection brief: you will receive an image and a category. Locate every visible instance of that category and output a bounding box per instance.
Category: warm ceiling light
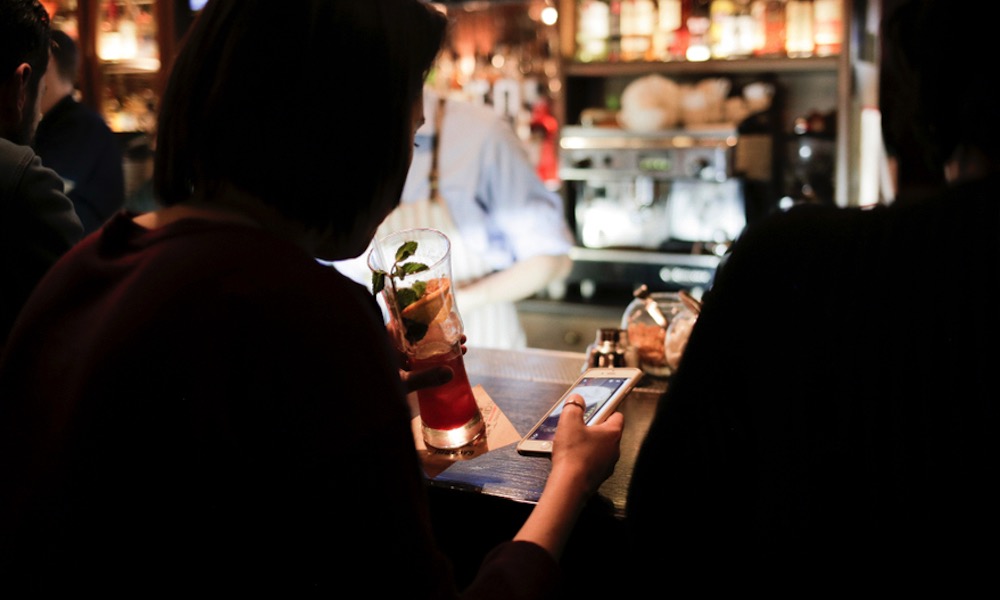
[541,6,558,26]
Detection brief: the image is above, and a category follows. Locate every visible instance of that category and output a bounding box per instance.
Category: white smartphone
[516,367,643,457]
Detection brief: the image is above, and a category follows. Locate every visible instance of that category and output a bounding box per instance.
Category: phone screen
[524,376,632,443]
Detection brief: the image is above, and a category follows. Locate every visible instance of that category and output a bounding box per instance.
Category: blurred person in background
[33,29,125,234]
[0,0,82,352]
[623,0,1000,592]
[0,0,622,595]
[394,87,573,348]
[398,85,574,350]
[336,82,574,351]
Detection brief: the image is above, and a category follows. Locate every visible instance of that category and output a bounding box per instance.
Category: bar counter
[423,346,668,518]
[422,346,667,591]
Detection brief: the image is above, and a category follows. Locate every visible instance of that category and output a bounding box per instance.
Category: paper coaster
[411,385,521,478]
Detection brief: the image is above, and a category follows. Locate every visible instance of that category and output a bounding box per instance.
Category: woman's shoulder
[726,202,877,265]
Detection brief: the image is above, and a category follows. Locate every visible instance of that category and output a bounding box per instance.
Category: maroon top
[0,213,558,597]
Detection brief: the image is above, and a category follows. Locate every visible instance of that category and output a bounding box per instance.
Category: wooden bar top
[423,346,667,520]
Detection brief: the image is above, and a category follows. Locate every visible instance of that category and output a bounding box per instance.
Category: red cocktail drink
[368,228,485,449]
[410,343,484,448]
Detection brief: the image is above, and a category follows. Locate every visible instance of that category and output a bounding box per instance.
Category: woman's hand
[397,334,468,395]
[511,393,624,558]
[551,393,624,496]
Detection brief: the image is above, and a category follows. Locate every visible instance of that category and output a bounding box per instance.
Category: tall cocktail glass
[368,228,485,450]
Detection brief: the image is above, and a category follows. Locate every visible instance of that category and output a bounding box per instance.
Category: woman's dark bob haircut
[154,0,447,236]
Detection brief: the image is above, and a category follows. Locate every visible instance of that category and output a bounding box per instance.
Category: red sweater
[0,213,557,597]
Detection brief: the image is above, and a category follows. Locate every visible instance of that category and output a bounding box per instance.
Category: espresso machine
[558,125,754,300]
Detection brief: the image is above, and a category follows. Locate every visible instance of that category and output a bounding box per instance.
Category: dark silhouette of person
[0,0,82,352]
[0,1,623,596]
[33,29,125,234]
[625,0,1000,592]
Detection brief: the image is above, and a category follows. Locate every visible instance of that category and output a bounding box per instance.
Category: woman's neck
[132,202,261,229]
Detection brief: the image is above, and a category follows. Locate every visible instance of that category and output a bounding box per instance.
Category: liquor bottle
[118,2,138,60]
[608,0,622,61]
[812,0,842,56]
[620,0,656,61]
[634,0,657,60]
[97,0,120,60]
[730,0,757,58]
[784,0,814,58]
[653,0,683,60]
[751,0,786,57]
[577,0,611,62]
[686,0,712,61]
[708,0,736,59]
[670,0,694,60]
[133,1,158,61]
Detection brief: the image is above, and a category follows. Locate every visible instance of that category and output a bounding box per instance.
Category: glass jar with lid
[621,286,696,377]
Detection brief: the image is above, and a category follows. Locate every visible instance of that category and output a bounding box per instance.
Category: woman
[0,1,623,596]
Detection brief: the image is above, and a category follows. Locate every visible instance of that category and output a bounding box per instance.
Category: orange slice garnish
[401,277,451,325]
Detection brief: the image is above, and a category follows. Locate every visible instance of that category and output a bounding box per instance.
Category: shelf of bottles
[567,0,843,75]
[431,1,564,186]
[93,0,159,133]
[39,1,160,133]
[559,0,876,208]
[41,0,80,38]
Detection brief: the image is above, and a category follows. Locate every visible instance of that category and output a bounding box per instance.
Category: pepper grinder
[587,327,626,369]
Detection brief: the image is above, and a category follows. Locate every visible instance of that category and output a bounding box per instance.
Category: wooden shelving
[564,55,840,78]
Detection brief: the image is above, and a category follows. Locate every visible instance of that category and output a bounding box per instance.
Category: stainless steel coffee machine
[558,125,751,298]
